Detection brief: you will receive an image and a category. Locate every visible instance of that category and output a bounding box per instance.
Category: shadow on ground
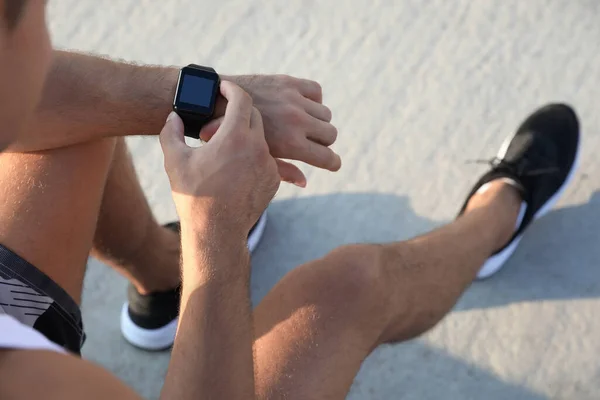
[249,190,600,399]
[83,191,598,399]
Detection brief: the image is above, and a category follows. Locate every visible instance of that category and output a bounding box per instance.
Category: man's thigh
[252,244,387,399]
[0,138,116,304]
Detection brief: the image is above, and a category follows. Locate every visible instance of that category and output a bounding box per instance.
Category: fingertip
[276,159,307,187]
[165,112,184,133]
[295,178,307,188]
[330,153,342,171]
[219,79,229,92]
[160,112,186,151]
[219,80,236,96]
[167,111,177,122]
[284,177,307,188]
[289,170,307,188]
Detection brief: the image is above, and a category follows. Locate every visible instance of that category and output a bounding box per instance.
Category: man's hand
[160,82,269,399]
[201,74,342,186]
[160,80,280,238]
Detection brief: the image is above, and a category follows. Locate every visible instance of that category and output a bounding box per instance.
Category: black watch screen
[173,65,220,138]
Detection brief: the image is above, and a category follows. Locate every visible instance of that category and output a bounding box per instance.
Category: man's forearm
[16,50,178,151]
[161,225,255,400]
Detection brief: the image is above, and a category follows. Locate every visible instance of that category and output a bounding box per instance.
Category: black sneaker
[458,104,580,279]
[120,211,268,350]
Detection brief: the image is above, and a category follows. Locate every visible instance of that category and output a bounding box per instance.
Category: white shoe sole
[120,211,268,350]
[476,134,580,279]
[120,303,178,350]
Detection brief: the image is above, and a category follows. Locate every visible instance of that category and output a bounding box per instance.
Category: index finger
[220,80,254,130]
[298,79,323,103]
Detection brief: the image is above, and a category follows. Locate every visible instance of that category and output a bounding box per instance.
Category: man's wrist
[148,66,179,122]
[179,217,249,275]
[161,67,180,105]
[112,63,179,134]
[180,219,247,250]
[180,232,250,289]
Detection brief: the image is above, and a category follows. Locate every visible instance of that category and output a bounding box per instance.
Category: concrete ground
[48,0,600,399]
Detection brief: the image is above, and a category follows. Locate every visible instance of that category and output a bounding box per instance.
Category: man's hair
[4,0,28,31]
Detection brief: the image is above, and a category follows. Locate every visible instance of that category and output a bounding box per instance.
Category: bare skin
[14,51,340,180]
[6,49,340,298]
[90,137,181,294]
[0,1,524,399]
[0,162,520,399]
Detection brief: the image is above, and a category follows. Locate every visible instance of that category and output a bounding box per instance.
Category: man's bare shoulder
[0,349,142,400]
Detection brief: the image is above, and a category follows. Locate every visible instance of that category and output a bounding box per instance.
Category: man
[0,1,580,399]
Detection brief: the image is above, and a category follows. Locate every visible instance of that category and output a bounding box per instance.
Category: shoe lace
[467,156,560,177]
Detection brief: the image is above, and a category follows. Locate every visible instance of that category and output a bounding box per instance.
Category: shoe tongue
[504,131,535,161]
[506,129,558,168]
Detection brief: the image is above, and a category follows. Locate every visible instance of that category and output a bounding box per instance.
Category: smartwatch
[172,64,221,139]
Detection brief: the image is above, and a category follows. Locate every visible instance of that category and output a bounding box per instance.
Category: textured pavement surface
[48,1,600,399]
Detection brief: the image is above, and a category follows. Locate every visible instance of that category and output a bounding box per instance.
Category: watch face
[174,66,220,115]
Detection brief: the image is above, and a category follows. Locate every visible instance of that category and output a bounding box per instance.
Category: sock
[476,178,526,233]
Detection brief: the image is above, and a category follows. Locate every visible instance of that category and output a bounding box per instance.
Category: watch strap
[182,114,210,139]
[188,64,216,73]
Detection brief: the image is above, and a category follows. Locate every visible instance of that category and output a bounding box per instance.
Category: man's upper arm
[0,349,142,400]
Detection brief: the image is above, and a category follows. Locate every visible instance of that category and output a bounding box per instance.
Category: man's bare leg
[252,181,521,399]
[252,103,580,399]
[0,139,116,303]
[90,138,180,294]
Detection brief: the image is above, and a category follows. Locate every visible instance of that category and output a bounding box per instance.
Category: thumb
[159,112,187,160]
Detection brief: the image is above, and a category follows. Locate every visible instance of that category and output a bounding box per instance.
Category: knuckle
[310,80,323,94]
[286,134,305,154]
[277,74,293,84]
[284,87,300,101]
[283,105,305,125]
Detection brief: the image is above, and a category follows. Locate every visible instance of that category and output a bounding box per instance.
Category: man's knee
[318,243,451,343]
[323,244,385,294]
[302,244,393,331]
[273,241,452,345]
